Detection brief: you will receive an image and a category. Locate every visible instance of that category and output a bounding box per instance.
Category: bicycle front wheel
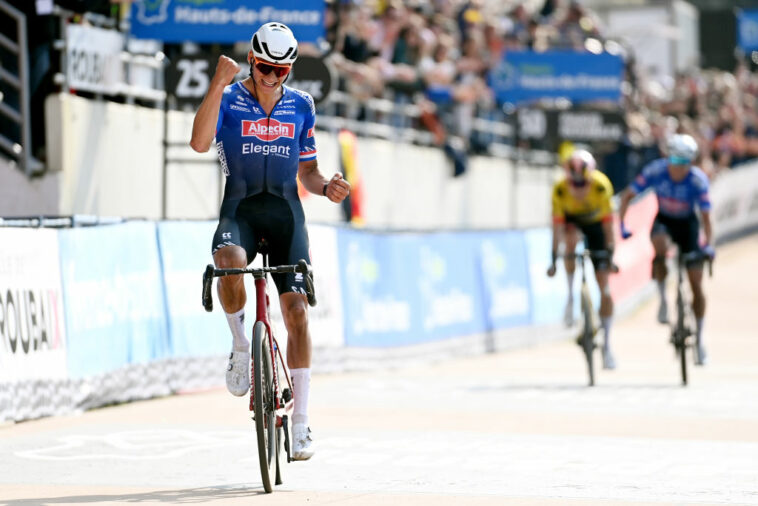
[580,288,595,387]
[253,321,277,493]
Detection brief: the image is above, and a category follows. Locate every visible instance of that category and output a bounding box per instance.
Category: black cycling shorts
[212,192,311,296]
[565,216,610,270]
[650,212,700,255]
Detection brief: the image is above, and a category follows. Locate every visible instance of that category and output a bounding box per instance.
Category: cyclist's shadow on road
[2,485,281,505]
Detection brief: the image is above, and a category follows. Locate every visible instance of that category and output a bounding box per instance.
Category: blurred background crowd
[322,0,758,177]
[3,0,758,189]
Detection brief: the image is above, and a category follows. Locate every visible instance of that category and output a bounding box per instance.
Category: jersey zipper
[261,90,286,193]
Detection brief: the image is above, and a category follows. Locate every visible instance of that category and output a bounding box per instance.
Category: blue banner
[474,231,532,330]
[157,221,228,358]
[738,9,758,52]
[130,0,324,44]
[490,51,624,104]
[524,228,600,326]
[415,233,487,340]
[59,222,170,378]
[337,230,489,347]
[338,230,419,346]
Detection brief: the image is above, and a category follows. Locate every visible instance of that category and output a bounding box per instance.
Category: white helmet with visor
[251,22,298,65]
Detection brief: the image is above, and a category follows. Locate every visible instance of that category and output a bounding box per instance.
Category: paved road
[2,236,757,505]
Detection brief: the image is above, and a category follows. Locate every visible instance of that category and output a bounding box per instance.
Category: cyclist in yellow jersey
[547,149,617,369]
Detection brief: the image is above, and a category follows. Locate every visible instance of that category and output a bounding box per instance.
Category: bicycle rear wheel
[580,288,595,387]
[252,321,278,492]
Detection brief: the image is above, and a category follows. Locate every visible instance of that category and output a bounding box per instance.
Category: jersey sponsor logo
[241,118,295,141]
[307,128,314,138]
[273,109,295,115]
[230,104,251,112]
[242,143,292,157]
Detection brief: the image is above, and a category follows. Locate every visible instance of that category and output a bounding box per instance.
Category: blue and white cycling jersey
[630,158,711,218]
[215,82,317,202]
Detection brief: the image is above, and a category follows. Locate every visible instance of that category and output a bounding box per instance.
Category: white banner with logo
[265,223,344,350]
[66,24,125,94]
[0,228,67,383]
[711,161,758,242]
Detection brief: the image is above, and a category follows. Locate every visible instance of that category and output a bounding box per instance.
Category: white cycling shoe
[225,351,250,397]
[291,424,315,461]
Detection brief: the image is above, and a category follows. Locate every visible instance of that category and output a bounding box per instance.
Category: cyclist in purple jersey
[190,22,351,460]
[618,134,714,364]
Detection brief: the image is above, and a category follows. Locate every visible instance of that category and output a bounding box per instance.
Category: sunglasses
[253,58,291,78]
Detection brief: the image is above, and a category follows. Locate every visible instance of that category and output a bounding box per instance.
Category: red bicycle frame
[249,274,294,424]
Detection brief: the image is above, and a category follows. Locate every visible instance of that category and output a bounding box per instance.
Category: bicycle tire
[679,335,688,386]
[273,347,287,485]
[253,321,277,493]
[580,287,595,387]
[675,284,689,387]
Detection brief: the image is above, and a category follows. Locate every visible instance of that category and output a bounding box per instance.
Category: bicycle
[670,250,712,386]
[564,250,616,387]
[201,247,316,493]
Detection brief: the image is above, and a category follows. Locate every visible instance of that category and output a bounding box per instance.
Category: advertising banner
[338,230,419,347]
[130,0,324,44]
[65,24,125,95]
[59,222,170,378]
[157,221,228,357]
[491,51,624,104]
[524,227,571,326]
[474,231,532,330]
[0,228,67,383]
[737,9,758,53]
[710,160,758,242]
[517,108,626,152]
[338,230,488,347]
[414,233,487,340]
[609,192,657,304]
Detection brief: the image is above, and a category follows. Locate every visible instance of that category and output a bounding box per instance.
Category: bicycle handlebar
[678,250,714,277]
[557,250,619,273]
[201,260,317,313]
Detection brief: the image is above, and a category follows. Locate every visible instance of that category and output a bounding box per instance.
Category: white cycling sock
[290,368,311,426]
[601,316,612,348]
[225,309,248,352]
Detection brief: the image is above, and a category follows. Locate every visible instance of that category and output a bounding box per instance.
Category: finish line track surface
[2,236,757,506]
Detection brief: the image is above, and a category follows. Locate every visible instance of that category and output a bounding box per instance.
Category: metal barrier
[0,1,41,175]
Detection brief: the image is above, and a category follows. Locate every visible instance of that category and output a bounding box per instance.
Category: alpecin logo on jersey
[241,119,295,142]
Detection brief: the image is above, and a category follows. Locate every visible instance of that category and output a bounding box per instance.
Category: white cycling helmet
[667,134,698,165]
[566,148,596,184]
[251,22,298,65]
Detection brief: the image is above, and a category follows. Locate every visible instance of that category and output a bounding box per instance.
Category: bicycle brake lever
[202,264,214,312]
[297,259,317,307]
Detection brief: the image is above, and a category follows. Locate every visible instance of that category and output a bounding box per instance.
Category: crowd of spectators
[623,63,758,178]
[323,0,758,178]
[323,0,605,149]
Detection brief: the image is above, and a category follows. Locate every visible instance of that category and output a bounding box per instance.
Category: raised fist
[213,55,241,84]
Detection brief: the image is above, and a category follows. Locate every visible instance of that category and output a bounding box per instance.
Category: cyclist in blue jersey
[190,22,351,461]
[618,134,714,365]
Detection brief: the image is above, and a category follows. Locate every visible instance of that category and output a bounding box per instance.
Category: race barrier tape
[2,161,758,422]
